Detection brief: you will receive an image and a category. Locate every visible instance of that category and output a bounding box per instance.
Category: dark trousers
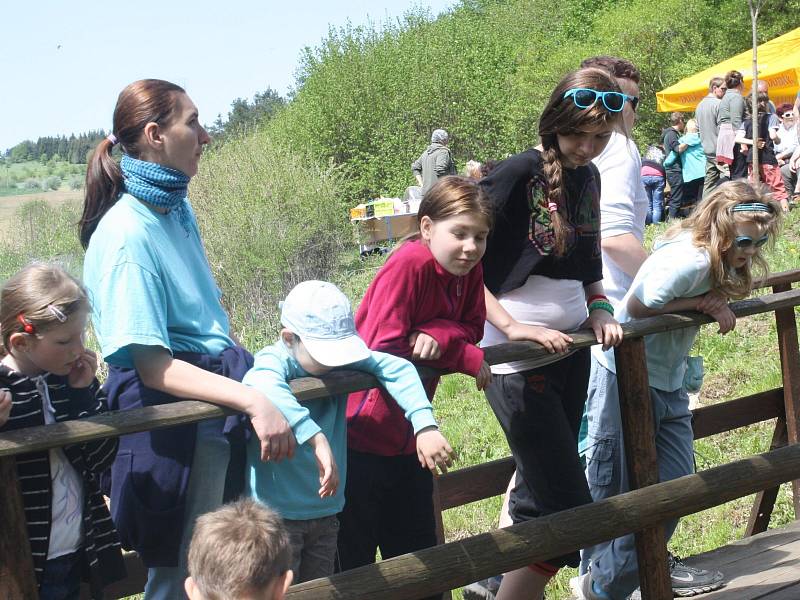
[485,348,593,569]
[39,551,82,600]
[681,178,703,214]
[665,169,684,219]
[731,144,748,180]
[337,450,441,598]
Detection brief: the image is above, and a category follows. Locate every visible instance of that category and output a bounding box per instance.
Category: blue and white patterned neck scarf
[120,155,192,236]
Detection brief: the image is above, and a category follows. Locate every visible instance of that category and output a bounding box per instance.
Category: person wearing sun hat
[242,280,453,583]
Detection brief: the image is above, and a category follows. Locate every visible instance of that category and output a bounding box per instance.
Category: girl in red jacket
[338,176,492,584]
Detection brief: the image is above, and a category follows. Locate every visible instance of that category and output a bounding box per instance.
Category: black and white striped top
[1,365,126,592]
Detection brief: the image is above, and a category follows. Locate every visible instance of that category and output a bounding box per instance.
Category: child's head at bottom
[668,180,782,298]
[185,499,293,600]
[279,280,371,376]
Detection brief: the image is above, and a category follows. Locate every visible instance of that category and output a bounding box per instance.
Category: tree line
[3,131,108,165]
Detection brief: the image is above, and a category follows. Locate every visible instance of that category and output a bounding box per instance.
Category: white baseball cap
[279,281,371,367]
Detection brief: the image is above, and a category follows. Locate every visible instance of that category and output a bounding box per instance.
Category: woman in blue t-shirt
[80,79,294,600]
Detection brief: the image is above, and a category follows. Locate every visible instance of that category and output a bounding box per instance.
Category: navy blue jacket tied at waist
[102,345,254,567]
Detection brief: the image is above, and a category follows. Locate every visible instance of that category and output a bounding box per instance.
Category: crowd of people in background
[638,71,799,225]
[0,54,791,600]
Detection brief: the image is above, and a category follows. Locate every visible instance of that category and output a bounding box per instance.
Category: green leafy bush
[43,175,61,191]
[259,0,800,204]
[191,131,349,349]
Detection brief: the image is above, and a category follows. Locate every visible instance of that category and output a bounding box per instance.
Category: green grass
[0,197,798,600]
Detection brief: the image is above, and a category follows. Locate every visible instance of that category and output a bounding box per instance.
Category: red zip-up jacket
[346,240,486,455]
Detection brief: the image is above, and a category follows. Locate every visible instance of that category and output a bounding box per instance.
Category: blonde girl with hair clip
[0,263,124,599]
[339,176,490,588]
[573,181,781,600]
[478,67,627,600]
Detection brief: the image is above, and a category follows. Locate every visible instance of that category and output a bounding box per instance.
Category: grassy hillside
[245,0,800,204]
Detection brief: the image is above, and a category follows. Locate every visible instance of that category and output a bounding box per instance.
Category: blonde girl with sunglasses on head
[573,181,781,600]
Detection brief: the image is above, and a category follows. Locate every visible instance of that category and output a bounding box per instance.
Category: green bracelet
[588,300,615,316]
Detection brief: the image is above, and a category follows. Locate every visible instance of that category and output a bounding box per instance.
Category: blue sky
[0,0,454,152]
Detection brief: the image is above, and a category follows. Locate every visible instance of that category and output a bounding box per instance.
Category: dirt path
[0,189,81,232]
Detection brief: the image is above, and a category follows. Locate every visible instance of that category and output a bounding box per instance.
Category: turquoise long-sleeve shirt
[243,340,437,520]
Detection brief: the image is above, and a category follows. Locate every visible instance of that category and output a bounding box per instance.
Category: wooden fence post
[431,476,453,600]
[746,416,787,536]
[0,456,38,600]
[614,338,672,600]
[772,281,800,518]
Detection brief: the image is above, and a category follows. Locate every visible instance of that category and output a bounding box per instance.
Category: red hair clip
[17,313,35,334]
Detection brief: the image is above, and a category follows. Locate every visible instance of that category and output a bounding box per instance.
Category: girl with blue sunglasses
[478,67,626,599]
[574,181,781,600]
[563,88,638,113]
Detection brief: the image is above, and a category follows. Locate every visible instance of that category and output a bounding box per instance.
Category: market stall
[350,193,421,253]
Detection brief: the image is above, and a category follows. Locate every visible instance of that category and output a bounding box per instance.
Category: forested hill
[3,131,107,165]
[208,0,800,204]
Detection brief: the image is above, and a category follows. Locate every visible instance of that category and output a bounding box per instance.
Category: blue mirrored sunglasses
[563,88,638,113]
[734,234,769,249]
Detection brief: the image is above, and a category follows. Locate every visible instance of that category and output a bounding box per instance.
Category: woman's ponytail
[79,137,122,248]
[540,145,570,256]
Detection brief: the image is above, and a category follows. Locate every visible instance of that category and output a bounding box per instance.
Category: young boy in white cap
[243,280,454,583]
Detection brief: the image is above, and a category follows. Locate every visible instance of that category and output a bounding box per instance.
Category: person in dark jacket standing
[662,112,686,219]
[412,129,457,194]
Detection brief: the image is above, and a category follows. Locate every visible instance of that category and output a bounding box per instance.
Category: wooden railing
[1,270,799,599]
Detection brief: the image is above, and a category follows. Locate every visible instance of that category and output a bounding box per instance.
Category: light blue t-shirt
[83,194,234,368]
[243,341,437,520]
[594,232,711,391]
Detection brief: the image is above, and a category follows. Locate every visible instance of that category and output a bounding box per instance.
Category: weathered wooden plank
[436,390,784,513]
[746,417,788,536]
[764,582,800,600]
[773,282,800,517]
[287,435,800,599]
[438,457,515,511]
[681,520,800,599]
[759,269,800,290]
[615,338,672,600]
[686,520,800,569]
[692,388,784,440]
[3,288,800,459]
[0,456,38,600]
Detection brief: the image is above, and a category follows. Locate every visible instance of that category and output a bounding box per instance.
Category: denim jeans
[641,175,665,224]
[39,551,82,600]
[579,358,694,599]
[143,418,230,600]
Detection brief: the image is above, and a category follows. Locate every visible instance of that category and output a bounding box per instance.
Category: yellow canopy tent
[656,27,800,112]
